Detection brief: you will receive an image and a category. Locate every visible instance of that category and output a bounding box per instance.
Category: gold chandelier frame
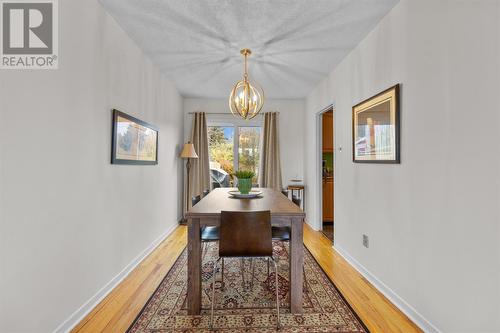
[228,49,265,119]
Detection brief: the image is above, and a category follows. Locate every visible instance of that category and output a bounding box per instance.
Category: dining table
[185,187,306,315]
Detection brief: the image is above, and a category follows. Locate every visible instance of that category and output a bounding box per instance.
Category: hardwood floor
[71,226,187,333]
[71,224,422,333]
[322,222,334,241]
[303,224,422,333]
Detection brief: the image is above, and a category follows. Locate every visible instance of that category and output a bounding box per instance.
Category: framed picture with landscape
[352,84,400,163]
[111,109,158,165]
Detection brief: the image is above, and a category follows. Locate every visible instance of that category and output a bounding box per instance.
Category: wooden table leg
[289,217,304,313]
[187,218,201,315]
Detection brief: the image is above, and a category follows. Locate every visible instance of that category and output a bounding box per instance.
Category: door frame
[316,104,335,242]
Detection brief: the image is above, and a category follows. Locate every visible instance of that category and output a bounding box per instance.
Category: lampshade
[180,142,198,159]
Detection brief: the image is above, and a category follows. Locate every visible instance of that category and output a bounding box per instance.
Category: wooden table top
[186,188,305,218]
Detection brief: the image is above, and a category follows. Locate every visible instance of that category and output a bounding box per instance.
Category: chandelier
[229,49,264,120]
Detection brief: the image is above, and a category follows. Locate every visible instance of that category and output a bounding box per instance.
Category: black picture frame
[111,109,159,165]
[352,84,400,164]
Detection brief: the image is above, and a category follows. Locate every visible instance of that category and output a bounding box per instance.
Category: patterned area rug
[128,241,368,333]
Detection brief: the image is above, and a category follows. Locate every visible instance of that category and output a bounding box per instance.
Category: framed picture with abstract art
[352,84,400,163]
[111,109,158,165]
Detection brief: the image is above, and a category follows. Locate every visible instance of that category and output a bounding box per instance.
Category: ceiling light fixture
[229,49,264,120]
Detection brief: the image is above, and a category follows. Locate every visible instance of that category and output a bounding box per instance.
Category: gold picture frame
[352,84,400,163]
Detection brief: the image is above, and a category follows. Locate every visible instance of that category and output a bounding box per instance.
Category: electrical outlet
[362,234,369,248]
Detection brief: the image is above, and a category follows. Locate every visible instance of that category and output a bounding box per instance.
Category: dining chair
[203,189,210,197]
[269,225,308,293]
[292,195,301,208]
[191,194,201,207]
[210,210,281,330]
[201,225,219,252]
[250,196,303,292]
[191,192,220,257]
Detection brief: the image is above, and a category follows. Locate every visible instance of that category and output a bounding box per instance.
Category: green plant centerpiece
[234,170,255,194]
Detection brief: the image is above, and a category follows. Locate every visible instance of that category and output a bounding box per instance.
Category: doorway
[320,108,334,242]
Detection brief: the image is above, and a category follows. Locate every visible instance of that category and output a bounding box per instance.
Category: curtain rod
[187,112,279,115]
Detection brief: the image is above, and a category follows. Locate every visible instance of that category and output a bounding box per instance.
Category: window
[238,127,261,183]
[208,126,234,186]
[208,122,262,187]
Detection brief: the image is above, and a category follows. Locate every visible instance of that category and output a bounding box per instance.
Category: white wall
[0,1,184,332]
[304,0,500,332]
[183,98,305,186]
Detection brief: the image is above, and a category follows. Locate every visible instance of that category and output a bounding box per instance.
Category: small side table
[287,184,305,210]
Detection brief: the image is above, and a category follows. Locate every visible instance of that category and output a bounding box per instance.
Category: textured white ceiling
[100,0,399,99]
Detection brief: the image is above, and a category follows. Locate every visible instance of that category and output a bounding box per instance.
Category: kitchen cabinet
[322,177,334,221]
[322,112,333,152]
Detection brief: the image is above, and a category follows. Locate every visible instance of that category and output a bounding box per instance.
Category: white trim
[334,244,442,333]
[206,119,264,184]
[315,110,323,231]
[304,217,320,231]
[315,104,334,232]
[52,223,179,333]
